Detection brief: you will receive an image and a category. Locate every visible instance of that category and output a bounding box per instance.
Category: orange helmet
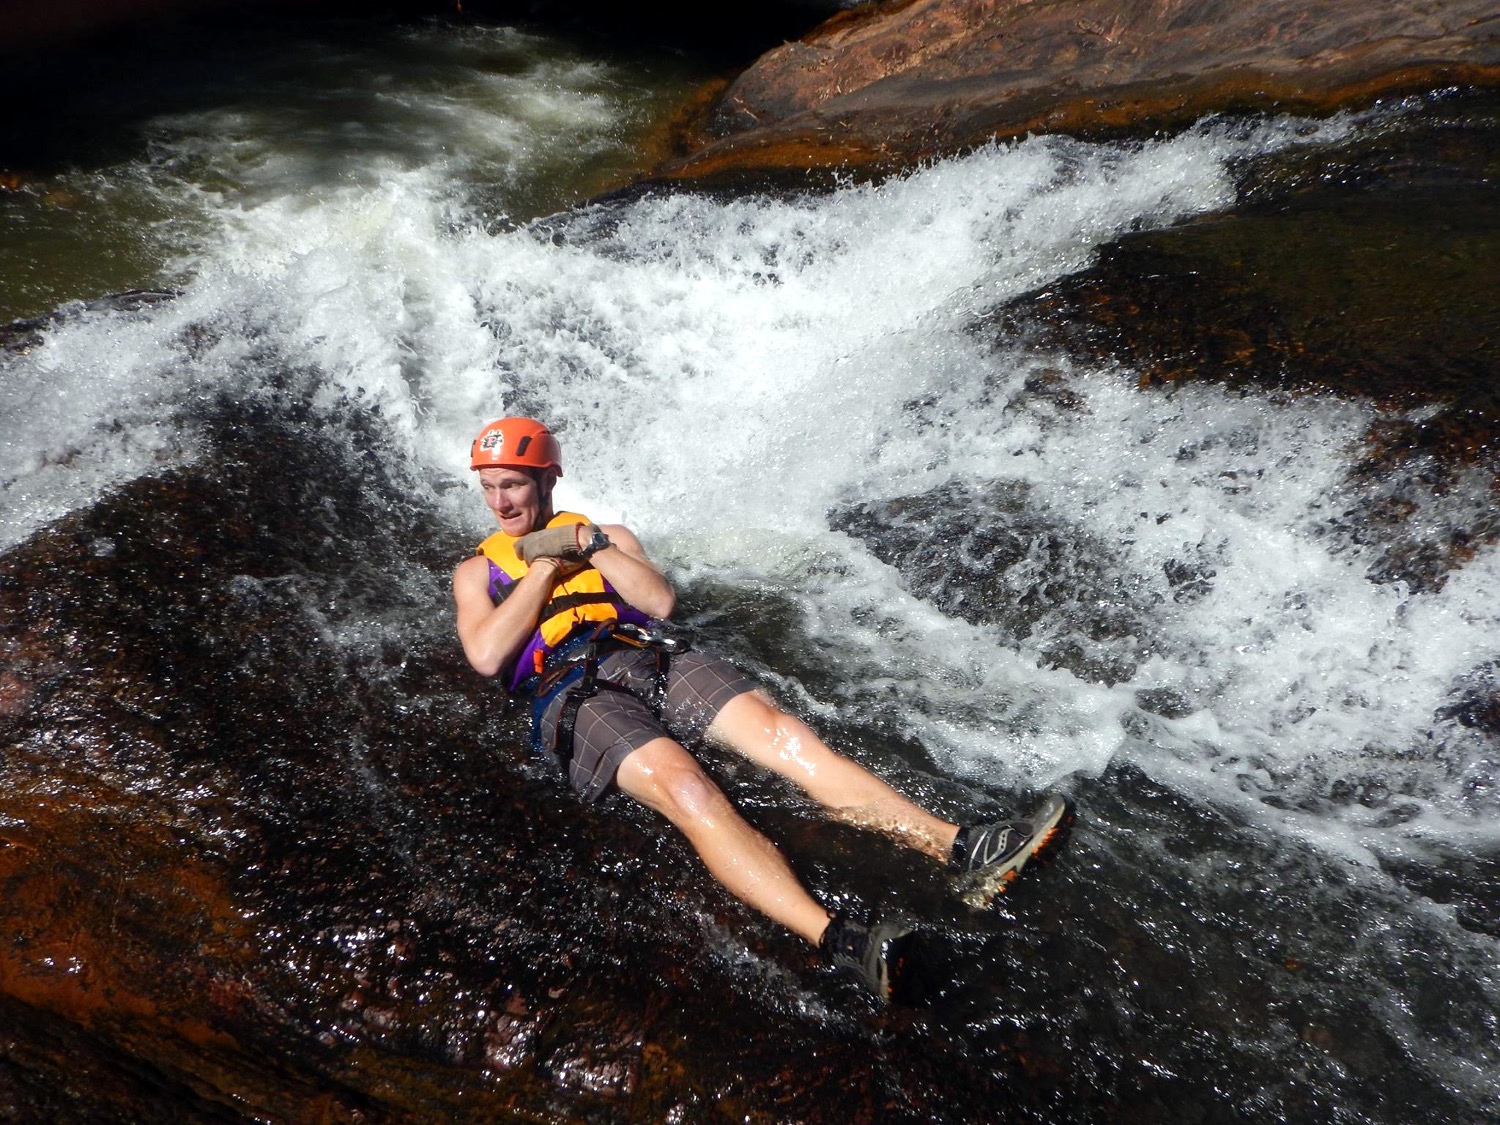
[470,417,563,475]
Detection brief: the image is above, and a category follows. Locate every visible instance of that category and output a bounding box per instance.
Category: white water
[2,50,1497,1105]
[1,20,689,552]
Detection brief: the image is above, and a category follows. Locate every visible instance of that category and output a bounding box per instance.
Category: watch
[579,525,612,559]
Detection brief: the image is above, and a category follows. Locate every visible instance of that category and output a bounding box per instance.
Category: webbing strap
[540,590,622,624]
[554,646,599,766]
[652,647,672,714]
[550,648,635,767]
[532,623,686,772]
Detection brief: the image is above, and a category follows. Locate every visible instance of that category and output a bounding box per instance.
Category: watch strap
[579,525,611,559]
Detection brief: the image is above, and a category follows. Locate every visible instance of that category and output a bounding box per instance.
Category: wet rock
[545,1036,640,1100]
[2,1,199,48]
[0,290,178,354]
[1,407,1086,1124]
[660,0,1500,182]
[982,93,1500,591]
[991,114,1500,418]
[0,672,28,717]
[1161,557,1215,604]
[1134,687,1196,720]
[1437,662,1500,738]
[0,413,575,1121]
[0,413,1489,1122]
[483,993,544,1072]
[831,477,1151,685]
[1378,845,1500,939]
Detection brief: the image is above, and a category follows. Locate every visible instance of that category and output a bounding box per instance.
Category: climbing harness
[529,621,691,769]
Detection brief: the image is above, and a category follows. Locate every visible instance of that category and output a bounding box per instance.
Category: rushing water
[1,10,1497,1124]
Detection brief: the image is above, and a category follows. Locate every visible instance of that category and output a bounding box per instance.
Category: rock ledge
[657,0,1500,181]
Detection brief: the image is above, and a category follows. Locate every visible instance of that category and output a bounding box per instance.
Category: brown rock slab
[660,0,1500,181]
[0,439,1011,1123]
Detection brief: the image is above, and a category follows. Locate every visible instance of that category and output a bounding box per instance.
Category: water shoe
[951,793,1075,892]
[819,914,916,1002]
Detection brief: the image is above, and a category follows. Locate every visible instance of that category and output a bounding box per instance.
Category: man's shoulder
[453,552,491,584]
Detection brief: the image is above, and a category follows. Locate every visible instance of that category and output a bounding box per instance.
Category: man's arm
[589,524,676,619]
[453,553,564,677]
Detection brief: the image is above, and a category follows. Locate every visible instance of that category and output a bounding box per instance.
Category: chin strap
[536,467,557,528]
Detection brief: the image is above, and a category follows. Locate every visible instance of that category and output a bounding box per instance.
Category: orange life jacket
[477,511,643,689]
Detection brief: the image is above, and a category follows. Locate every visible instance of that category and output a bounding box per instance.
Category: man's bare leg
[614,735,831,943]
[706,691,961,862]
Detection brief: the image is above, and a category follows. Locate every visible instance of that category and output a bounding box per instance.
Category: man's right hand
[516,524,583,565]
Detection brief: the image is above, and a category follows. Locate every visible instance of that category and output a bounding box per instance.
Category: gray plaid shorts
[535,647,757,803]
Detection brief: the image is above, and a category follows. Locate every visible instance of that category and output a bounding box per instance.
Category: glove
[515,524,583,566]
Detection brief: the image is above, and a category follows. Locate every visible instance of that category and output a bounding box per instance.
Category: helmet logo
[478,431,504,454]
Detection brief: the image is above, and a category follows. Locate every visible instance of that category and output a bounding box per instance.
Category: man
[453,417,1073,1000]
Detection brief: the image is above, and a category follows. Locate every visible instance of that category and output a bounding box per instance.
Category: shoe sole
[961,794,1076,907]
[875,927,918,1002]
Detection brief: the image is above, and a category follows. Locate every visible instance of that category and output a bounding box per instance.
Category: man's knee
[619,742,725,823]
[656,763,723,822]
[723,692,814,753]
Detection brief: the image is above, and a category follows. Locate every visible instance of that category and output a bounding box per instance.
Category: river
[1,7,1496,1123]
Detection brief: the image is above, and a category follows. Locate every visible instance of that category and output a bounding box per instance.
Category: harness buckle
[611,621,690,654]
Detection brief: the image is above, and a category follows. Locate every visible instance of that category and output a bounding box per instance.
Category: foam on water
[0,22,689,550]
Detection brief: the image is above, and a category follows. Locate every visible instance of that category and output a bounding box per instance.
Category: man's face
[478,466,547,537]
